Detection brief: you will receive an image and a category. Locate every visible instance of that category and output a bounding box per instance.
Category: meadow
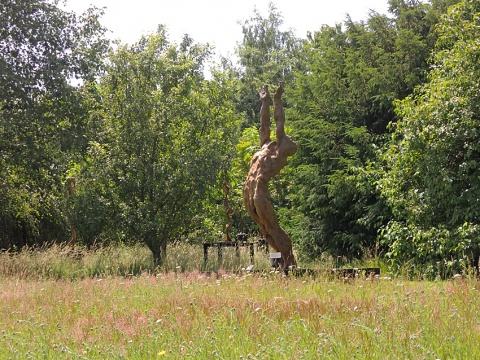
[1,243,479,359]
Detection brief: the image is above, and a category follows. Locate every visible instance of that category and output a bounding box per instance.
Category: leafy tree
[288,0,454,260]
[0,0,107,103]
[0,0,109,249]
[77,28,241,265]
[234,3,302,126]
[379,0,480,276]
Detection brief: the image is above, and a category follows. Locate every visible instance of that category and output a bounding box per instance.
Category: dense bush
[379,0,480,276]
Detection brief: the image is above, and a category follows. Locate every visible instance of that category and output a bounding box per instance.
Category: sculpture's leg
[265,224,296,268]
[264,233,278,252]
[243,183,271,249]
[252,190,296,268]
[243,183,260,228]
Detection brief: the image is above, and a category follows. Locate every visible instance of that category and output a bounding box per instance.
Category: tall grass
[1,271,479,359]
[161,241,272,273]
[0,243,153,280]
[0,242,275,280]
[1,243,479,359]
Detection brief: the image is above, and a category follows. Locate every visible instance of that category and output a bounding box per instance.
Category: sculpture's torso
[247,135,297,185]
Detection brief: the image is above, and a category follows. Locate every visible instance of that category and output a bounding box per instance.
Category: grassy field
[1,244,479,359]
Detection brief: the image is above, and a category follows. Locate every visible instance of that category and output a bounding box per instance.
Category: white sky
[62,0,390,57]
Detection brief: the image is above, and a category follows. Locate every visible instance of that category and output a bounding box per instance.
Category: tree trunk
[149,239,167,268]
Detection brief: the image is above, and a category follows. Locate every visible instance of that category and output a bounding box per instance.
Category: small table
[203,241,254,264]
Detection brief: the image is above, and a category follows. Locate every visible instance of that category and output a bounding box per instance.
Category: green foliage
[234,2,302,126]
[77,29,241,265]
[288,0,454,261]
[0,0,108,103]
[379,0,480,276]
[381,221,478,278]
[0,0,109,249]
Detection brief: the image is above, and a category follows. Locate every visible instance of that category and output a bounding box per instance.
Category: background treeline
[1,0,479,277]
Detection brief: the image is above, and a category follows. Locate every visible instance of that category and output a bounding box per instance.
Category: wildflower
[158,350,167,356]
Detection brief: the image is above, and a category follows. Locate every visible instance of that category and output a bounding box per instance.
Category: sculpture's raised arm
[273,82,286,143]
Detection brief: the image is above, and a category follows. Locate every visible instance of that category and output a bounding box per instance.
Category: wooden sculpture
[243,83,297,268]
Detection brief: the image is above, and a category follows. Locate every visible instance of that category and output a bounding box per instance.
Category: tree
[77,28,241,265]
[379,0,480,277]
[234,3,302,126]
[288,0,454,260]
[0,0,109,249]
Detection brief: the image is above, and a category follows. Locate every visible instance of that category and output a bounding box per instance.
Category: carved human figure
[243,83,297,268]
